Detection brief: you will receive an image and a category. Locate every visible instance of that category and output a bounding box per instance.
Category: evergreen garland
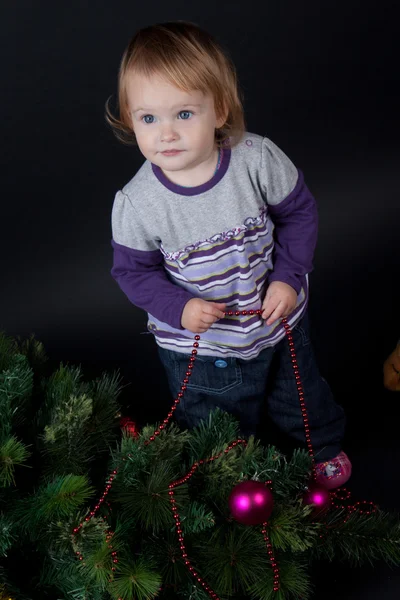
[0,331,399,600]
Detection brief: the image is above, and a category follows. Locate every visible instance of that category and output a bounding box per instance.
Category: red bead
[149,436,155,441]
[194,335,200,340]
[191,349,198,355]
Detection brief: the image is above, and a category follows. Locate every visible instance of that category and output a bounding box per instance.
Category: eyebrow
[132,103,202,114]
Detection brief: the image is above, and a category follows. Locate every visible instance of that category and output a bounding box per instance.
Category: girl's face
[126,72,225,176]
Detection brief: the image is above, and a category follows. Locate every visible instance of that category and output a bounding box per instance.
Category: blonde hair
[105,20,246,149]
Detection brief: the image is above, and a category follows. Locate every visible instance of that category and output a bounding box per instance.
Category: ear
[216,101,228,129]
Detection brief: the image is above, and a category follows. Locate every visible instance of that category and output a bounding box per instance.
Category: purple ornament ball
[229,480,274,526]
[303,483,331,516]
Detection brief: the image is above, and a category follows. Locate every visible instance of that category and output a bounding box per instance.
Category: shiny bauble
[303,483,331,517]
[229,480,274,526]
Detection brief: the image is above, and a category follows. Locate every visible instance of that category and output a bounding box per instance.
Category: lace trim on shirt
[161,206,268,261]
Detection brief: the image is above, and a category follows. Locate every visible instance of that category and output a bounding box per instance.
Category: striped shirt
[111,132,318,360]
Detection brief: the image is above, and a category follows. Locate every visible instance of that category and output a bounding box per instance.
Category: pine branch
[86,370,124,453]
[179,500,216,535]
[142,531,190,587]
[13,333,48,373]
[246,556,313,600]
[40,393,96,475]
[0,436,31,487]
[272,449,313,498]
[243,446,312,501]
[0,331,19,374]
[45,511,110,558]
[38,367,122,476]
[110,434,152,486]
[37,364,90,430]
[108,557,162,600]
[313,508,400,566]
[77,538,115,590]
[39,555,106,600]
[139,422,191,476]
[186,410,241,465]
[176,583,211,599]
[0,354,34,435]
[14,474,95,539]
[0,512,15,557]
[114,459,189,534]
[194,524,270,597]
[267,503,320,552]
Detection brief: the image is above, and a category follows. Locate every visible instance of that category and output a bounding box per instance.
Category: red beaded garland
[280,317,316,475]
[261,525,280,592]
[72,310,375,597]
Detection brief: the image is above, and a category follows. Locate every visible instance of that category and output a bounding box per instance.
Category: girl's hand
[261,281,297,326]
[181,298,226,333]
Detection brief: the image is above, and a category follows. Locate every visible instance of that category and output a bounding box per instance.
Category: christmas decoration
[120,416,139,438]
[229,480,274,526]
[302,483,331,516]
[1,320,400,600]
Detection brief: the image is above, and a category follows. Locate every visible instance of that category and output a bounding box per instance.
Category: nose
[160,122,178,142]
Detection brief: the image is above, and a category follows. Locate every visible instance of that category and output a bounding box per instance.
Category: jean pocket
[174,354,243,395]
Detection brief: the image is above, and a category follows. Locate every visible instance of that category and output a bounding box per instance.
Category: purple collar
[151,146,231,196]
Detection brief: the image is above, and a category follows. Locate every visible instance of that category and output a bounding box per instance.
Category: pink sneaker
[315,451,352,490]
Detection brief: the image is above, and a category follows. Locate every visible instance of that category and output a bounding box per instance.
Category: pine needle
[0,436,31,486]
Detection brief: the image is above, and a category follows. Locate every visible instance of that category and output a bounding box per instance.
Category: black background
[1,1,400,597]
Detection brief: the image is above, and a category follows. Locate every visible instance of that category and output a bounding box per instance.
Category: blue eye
[141,111,193,124]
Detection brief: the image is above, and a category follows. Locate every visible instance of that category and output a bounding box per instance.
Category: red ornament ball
[120,417,139,438]
[303,483,331,516]
[229,480,274,526]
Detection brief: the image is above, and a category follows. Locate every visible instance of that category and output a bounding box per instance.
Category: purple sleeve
[267,170,318,294]
[111,239,196,330]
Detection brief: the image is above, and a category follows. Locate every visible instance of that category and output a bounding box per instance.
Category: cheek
[134,128,151,147]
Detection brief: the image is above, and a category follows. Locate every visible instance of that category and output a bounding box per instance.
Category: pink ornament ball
[229,480,274,526]
[303,483,331,516]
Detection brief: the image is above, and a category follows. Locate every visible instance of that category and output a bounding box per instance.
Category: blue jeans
[157,311,346,461]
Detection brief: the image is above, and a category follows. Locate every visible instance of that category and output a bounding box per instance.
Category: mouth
[161,150,183,156]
